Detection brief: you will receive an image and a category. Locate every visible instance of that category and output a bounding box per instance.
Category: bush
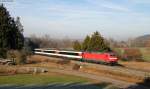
[123,48,143,61]
[72,64,81,70]
[112,48,123,60]
[7,50,27,65]
[73,40,81,51]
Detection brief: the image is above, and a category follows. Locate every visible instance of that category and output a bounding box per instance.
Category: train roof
[58,50,82,53]
[35,48,82,53]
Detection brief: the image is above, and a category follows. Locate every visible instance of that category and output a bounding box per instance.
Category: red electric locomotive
[82,52,118,64]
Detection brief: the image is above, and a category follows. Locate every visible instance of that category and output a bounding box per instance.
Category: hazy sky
[3,0,150,40]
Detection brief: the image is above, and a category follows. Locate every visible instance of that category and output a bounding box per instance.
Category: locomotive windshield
[109,53,116,57]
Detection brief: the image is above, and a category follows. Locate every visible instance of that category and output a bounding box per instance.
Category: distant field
[139,47,150,62]
[0,74,89,85]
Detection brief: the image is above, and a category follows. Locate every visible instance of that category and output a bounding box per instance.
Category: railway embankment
[26,55,150,88]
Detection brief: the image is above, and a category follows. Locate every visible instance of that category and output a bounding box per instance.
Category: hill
[132,34,150,47]
[135,34,150,41]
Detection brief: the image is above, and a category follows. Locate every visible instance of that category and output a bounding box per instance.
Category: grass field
[0,74,117,89]
[0,74,89,85]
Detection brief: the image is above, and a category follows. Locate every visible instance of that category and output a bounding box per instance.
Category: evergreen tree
[73,40,81,51]
[87,31,110,52]
[15,16,24,49]
[0,4,24,58]
[82,35,90,51]
[16,17,23,33]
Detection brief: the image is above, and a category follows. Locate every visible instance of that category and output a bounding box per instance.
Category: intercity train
[34,49,118,65]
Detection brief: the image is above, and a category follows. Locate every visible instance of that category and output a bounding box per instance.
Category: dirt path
[119,61,150,72]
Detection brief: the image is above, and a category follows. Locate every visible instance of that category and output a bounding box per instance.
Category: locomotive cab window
[109,54,116,57]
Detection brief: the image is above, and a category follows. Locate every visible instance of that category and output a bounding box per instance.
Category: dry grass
[119,61,150,72]
[7,50,27,64]
[27,55,63,63]
[0,66,17,75]
[80,67,143,83]
[0,65,48,75]
[26,55,74,70]
[27,55,49,63]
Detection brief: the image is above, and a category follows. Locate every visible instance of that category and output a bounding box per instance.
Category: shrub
[7,50,27,65]
[123,48,143,61]
[73,40,81,51]
[112,48,123,60]
[72,64,80,70]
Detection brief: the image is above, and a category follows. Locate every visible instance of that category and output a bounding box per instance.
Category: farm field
[0,69,116,89]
